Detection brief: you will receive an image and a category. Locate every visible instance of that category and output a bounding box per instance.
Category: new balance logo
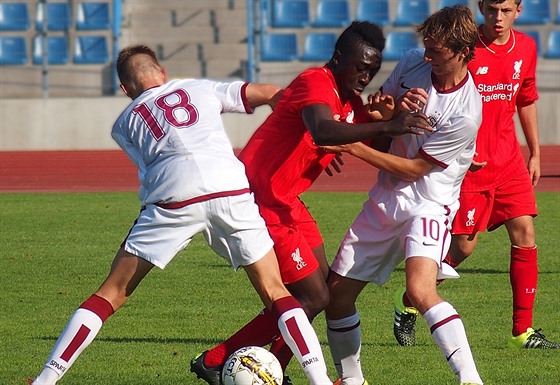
[475,66,489,75]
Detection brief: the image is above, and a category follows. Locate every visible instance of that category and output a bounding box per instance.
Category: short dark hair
[416,5,478,63]
[480,0,522,5]
[335,21,385,57]
[116,45,160,86]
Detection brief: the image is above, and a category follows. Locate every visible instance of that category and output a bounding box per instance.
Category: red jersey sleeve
[287,67,342,110]
[515,32,539,108]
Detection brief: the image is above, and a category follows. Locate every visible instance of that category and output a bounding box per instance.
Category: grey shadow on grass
[38,336,224,344]
[394,266,508,275]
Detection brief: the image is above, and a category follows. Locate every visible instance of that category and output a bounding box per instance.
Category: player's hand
[527,155,541,187]
[468,152,487,172]
[365,92,396,121]
[324,153,344,176]
[398,88,428,113]
[387,110,431,136]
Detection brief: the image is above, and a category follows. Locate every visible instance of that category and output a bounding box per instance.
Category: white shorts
[123,193,274,270]
[330,194,454,286]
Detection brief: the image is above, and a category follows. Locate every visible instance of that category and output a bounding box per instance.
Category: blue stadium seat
[384,31,421,61]
[515,0,550,25]
[301,32,337,61]
[544,30,560,58]
[35,2,71,31]
[33,35,69,65]
[394,0,430,27]
[355,0,390,27]
[260,33,298,61]
[0,36,27,65]
[271,0,310,28]
[522,30,541,56]
[74,35,109,64]
[556,0,560,23]
[437,0,469,9]
[313,0,351,28]
[0,3,30,31]
[76,2,111,30]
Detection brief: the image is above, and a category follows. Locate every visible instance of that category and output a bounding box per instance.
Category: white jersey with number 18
[112,79,252,205]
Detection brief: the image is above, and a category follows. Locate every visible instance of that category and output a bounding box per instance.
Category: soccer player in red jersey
[191,21,431,384]
[393,0,560,350]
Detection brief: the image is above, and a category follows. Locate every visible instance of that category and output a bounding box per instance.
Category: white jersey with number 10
[380,49,482,208]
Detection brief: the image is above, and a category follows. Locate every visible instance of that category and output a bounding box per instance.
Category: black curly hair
[334,21,385,57]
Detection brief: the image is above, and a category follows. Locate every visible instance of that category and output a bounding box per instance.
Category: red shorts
[265,203,322,285]
[453,172,538,235]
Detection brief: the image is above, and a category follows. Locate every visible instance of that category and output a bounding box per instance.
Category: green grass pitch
[1,192,558,384]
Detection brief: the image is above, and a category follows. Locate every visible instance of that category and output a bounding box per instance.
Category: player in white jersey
[323,6,484,385]
[31,45,334,385]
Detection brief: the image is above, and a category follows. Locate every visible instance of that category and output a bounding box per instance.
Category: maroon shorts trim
[156,188,251,209]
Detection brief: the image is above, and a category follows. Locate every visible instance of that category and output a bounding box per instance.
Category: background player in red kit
[393,0,560,350]
[191,21,431,384]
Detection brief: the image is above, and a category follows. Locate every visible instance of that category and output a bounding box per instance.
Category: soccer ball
[221,346,283,385]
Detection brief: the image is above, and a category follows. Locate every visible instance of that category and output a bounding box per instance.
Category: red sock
[270,337,293,371]
[204,309,279,367]
[444,253,460,268]
[510,245,538,336]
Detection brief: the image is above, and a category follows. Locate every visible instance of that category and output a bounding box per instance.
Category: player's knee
[298,289,329,320]
[405,285,438,314]
[457,244,474,259]
[510,228,536,247]
[451,239,475,261]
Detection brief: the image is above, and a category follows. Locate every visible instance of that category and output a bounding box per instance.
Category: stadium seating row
[261,29,560,62]
[0,35,109,65]
[268,0,560,29]
[260,30,423,61]
[0,2,110,31]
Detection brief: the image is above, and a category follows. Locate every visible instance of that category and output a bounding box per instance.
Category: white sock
[326,313,364,385]
[33,308,104,385]
[273,298,331,385]
[424,302,483,385]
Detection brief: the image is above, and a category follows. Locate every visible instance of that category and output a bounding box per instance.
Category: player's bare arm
[245,83,283,109]
[303,103,431,146]
[324,92,395,177]
[321,141,434,181]
[518,102,541,186]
